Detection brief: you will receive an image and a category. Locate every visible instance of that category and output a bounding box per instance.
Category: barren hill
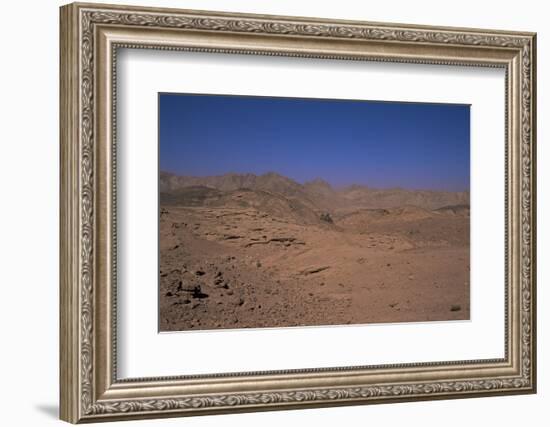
[339,186,469,210]
[160,171,307,198]
[161,185,326,226]
[159,171,470,331]
[160,171,469,213]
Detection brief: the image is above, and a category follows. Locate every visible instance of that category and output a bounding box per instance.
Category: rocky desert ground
[159,171,470,332]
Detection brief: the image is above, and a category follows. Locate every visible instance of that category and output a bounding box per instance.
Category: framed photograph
[60,2,537,423]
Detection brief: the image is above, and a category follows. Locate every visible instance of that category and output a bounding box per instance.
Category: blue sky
[159,93,470,191]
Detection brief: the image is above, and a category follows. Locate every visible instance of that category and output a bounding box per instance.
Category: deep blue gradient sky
[159,93,470,191]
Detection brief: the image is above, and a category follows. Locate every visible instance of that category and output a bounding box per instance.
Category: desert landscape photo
[158,93,470,332]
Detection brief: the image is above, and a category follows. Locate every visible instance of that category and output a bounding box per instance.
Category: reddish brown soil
[159,202,469,331]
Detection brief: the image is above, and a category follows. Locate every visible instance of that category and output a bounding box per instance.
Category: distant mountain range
[160,171,469,213]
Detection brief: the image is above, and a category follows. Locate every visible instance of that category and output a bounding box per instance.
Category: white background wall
[0,0,545,426]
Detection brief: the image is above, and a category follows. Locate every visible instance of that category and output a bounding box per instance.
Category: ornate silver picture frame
[60,2,536,423]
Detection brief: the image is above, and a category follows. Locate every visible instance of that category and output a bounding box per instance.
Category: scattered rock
[301,265,330,275]
[165,291,173,297]
[450,305,461,312]
[271,237,296,243]
[195,270,206,276]
[320,212,333,223]
[191,285,208,299]
[223,235,242,240]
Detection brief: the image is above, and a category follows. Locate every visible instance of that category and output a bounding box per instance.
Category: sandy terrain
[159,173,469,332]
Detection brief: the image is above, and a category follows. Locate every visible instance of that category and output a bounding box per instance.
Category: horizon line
[160,169,470,193]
